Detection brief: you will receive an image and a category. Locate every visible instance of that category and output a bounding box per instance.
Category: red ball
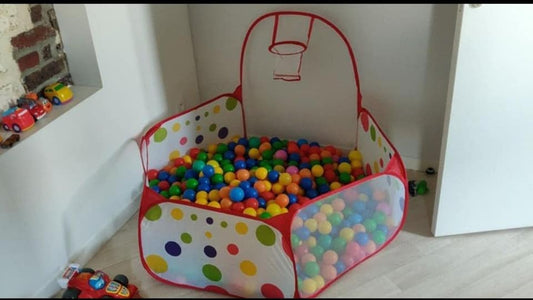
[260,136,270,143]
[300,156,310,163]
[234,156,246,162]
[352,167,364,178]
[324,169,337,183]
[288,203,302,214]
[147,169,159,180]
[325,145,337,154]
[184,162,192,169]
[323,163,335,171]
[300,144,310,154]
[244,198,259,209]
[309,146,321,155]
[297,196,310,205]
[231,202,245,212]
[260,191,275,201]
[189,148,200,159]
[173,157,185,167]
[287,142,300,154]
[158,180,170,190]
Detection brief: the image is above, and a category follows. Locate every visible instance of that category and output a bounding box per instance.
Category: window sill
[0,85,101,156]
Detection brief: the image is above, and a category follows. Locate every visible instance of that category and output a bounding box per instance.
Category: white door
[432,4,533,236]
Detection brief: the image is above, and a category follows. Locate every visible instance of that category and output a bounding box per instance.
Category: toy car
[25,92,53,112]
[2,107,35,132]
[62,267,139,299]
[0,133,20,149]
[44,82,73,105]
[17,97,46,121]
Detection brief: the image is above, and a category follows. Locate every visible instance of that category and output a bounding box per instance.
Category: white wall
[188,4,458,170]
[0,4,199,297]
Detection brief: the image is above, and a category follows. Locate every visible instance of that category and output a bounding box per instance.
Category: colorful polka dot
[240,260,257,276]
[261,283,284,298]
[169,150,181,161]
[171,208,183,220]
[195,135,204,144]
[204,245,217,258]
[374,161,380,173]
[370,125,376,141]
[255,225,276,246]
[180,137,188,145]
[191,214,197,221]
[377,136,382,147]
[145,254,168,273]
[227,244,239,255]
[172,123,181,132]
[202,264,222,282]
[205,231,212,239]
[380,158,384,168]
[384,146,387,153]
[195,115,200,121]
[213,105,221,114]
[218,127,228,139]
[235,222,248,235]
[225,97,238,111]
[365,163,372,176]
[206,217,213,225]
[209,124,217,132]
[181,233,192,244]
[221,221,228,228]
[185,120,190,126]
[196,126,201,132]
[154,128,167,143]
[165,241,181,256]
[361,113,369,132]
[204,111,209,117]
[145,205,162,221]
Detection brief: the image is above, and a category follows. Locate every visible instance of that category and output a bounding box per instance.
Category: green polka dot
[255,225,276,246]
[202,264,222,282]
[209,124,217,132]
[186,120,190,126]
[154,128,167,143]
[384,147,387,153]
[370,125,376,141]
[145,205,162,221]
[225,97,238,111]
[221,221,228,228]
[146,254,168,273]
[204,111,209,117]
[181,233,192,244]
[191,214,197,221]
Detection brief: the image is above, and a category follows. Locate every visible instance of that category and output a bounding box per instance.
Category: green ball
[196,151,208,162]
[169,185,182,196]
[304,261,320,277]
[259,212,272,219]
[372,211,386,224]
[175,166,187,179]
[310,160,321,167]
[160,190,170,199]
[291,235,301,248]
[318,234,332,249]
[372,230,387,246]
[220,159,232,167]
[315,177,327,186]
[328,212,343,227]
[185,178,199,190]
[272,159,284,166]
[272,141,283,151]
[262,149,274,160]
[192,160,206,172]
[211,174,224,184]
[322,157,333,165]
[216,143,228,154]
[288,161,299,166]
[213,153,223,162]
[222,164,235,173]
[331,237,347,254]
[356,174,365,180]
[310,245,325,260]
[149,179,160,187]
[339,172,351,184]
[248,137,261,149]
[363,219,377,232]
[342,207,354,217]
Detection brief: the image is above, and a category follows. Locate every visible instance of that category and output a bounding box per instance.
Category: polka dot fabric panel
[140,202,296,298]
[290,175,405,297]
[357,110,396,176]
[146,96,244,172]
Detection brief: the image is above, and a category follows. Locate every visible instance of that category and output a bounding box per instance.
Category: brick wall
[11,4,72,94]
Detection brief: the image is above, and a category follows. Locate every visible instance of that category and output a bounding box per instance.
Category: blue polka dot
[206,217,213,225]
[165,241,181,256]
[204,245,217,258]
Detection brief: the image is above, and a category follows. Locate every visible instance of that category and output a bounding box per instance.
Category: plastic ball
[291,235,301,248]
[364,240,377,254]
[192,160,206,173]
[301,278,317,295]
[320,264,337,282]
[157,171,170,181]
[334,261,346,274]
[275,194,290,208]
[267,170,280,182]
[208,201,221,208]
[331,237,347,254]
[312,275,325,290]
[348,213,363,226]
[234,159,246,171]
[339,227,355,241]
[310,245,325,260]
[311,165,324,177]
[229,187,245,202]
[327,212,343,226]
[254,167,268,180]
[348,150,363,162]
[372,230,386,246]
[259,212,272,219]
[278,173,293,186]
[236,169,250,181]
[372,211,386,224]
[363,219,377,232]
[353,224,366,233]
[300,253,316,265]
[169,185,181,196]
[317,221,332,235]
[243,207,257,217]
[266,203,282,216]
[318,234,332,249]
[299,177,313,190]
[355,232,369,246]
[157,180,170,190]
[304,219,318,233]
[182,189,196,200]
[313,212,327,223]
[211,173,224,184]
[304,261,320,277]
[273,149,288,161]
[159,190,169,198]
[306,236,317,248]
[320,204,334,215]
[376,202,392,216]
[147,169,159,180]
[230,202,245,212]
[331,198,346,212]
[322,250,339,265]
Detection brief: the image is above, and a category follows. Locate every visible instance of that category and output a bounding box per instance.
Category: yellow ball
[214,166,224,174]
[208,190,220,202]
[307,236,317,248]
[263,180,272,191]
[302,278,317,294]
[169,195,180,200]
[339,227,355,241]
[248,148,261,159]
[243,207,257,217]
[330,182,342,190]
[280,207,289,214]
[272,183,285,194]
[255,167,268,180]
[311,165,324,177]
[304,219,318,232]
[279,173,292,186]
[312,275,325,289]
[195,198,208,205]
[230,179,241,187]
[274,165,285,173]
[320,204,334,215]
[207,160,220,168]
[348,150,363,162]
[183,155,192,165]
[318,221,332,234]
[351,160,362,169]
[224,172,236,184]
[207,144,218,154]
[266,203,282,216]
[208,201,221,208]
[338,162,352,174]
[257,208,265,215]
[358,193,369,202]
[196,191,208,200]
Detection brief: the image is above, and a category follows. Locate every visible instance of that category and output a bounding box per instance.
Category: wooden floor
[55,170,533,298]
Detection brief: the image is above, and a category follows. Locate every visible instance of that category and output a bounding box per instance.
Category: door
[432,4,533,236]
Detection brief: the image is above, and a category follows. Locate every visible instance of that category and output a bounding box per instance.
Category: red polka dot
[205,285,230,296]
[227,243,239,255]
[361,112,369,132]
[261,283,284,298]
[365,163,372,175]
[379,158,384,168]
[180,137,188,145]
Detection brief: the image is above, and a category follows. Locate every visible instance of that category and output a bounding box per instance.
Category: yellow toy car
[43,82,73,105]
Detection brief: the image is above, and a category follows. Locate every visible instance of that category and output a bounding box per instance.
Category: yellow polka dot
[172,123,181,132]
[171,208,183,220]
[213,105,221,114]
[240,260,257,276]
[145,254,168,273]
[374,161,380,173]
[235,222,248,235]
[169,150,181,161]
[196,125,201,131]
[377,136,382,147]
[205,231,212,239]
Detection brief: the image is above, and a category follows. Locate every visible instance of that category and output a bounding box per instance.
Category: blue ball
[157,171,170,181]
[151,186,161,193]
[338,156,350,164]
[258,197,266,208]
[307,204,320,216]
[197,184,211,192]
[330,226,340,237]
[267,170,280,182]
[366,200,378,212]
[202,165,215,178]
[229,187,245,202]
[305,189,318,199]
[317,184,330,195]
[245,187,258,199]
[198,177,210,186]
[295,227,311,240]
[310,141,320,147]
[182,189,196,201]
[376,224,389,236]
[299,178,313,190]
[248,177,258,185]
[348,213,363,225]
[355,232,369,246]
[341,220,352,229]
[238,137,249,146]
[223,150,236,161]
[362,208,373,219]
[270,136,281,144]
[289,153,300,163]
[184,169,198,180]
[297,138,308,146]
[167,175,178,184]
[213,183,226,190]
[239,181,251,190]
[334,261,346,274]
[246,158,256,169]
[352,201,366,213]
[288,194,298,204]
[299,163,311,170]
[234,160,246,170]
[227,141,237,151]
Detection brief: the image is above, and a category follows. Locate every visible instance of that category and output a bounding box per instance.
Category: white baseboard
[401,155,439,173]
[35,193,141,298]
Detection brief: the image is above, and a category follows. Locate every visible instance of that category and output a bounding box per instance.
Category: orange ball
[320,150,332,158]
[220,198,233,209]
[236,169,250,181]
[286,183,300,195]
[258,142,272,153]
[234,144,246,156]
[275,194,290,208]
[219,186,231,199]
[309,153,321,161]
[291,173,301,184]
[254,180,267,193]
[299,168,312,178]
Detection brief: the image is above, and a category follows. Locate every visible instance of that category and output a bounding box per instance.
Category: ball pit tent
[137,11,408,298]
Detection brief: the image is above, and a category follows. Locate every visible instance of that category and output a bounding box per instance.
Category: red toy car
[1,107,35,132]
[17,97,46,121]
[62,268,139,299]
